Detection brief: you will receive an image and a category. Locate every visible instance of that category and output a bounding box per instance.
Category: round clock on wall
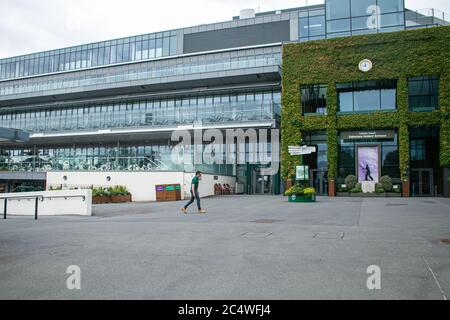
[359,59,373,72]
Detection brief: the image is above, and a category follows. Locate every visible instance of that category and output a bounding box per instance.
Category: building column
[327,127,338,197]
[399,124,410,198]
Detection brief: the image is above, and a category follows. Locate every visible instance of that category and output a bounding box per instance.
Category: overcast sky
[0,0,449,59]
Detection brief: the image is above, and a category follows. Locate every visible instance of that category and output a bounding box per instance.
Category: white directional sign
[288,145,317,156]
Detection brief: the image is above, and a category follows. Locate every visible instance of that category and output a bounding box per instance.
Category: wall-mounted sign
[296,165,310,181]
[342,130,395,141]
[289,145,317,156]
[359,59,373,72]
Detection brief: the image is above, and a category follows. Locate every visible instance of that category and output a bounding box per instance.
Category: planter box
[402,181,410,198]
[328,180,336,197]
[93,194,132,204]
[93,195,110,204]
[288,195,316,203]
[110,194,132,203]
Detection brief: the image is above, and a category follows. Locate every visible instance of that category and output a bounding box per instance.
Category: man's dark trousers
[184,190,201,210]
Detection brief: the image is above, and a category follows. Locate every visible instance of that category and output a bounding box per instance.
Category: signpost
[288,145,317,156]
[289,143,316,182]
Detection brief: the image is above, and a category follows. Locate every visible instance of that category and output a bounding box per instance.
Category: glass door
[311,170,328,196]
[411,169,434,197]
[252,168,273,195]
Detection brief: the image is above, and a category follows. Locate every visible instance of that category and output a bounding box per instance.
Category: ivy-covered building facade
[281,25,450,197]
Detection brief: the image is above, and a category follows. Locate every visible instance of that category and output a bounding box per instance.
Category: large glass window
[301,84,328,115]
[0,53,281,97]
[0,34,180,80]
[326,0,405,38]
[410,139,425,161]
[378,0,404,14]
[0,89,280,132]
[326,0,351,20]
[337,80,397,112]
[351,0,374,17]
[327,19,351,33]
[299,10,326,42]
[408,76,439,111]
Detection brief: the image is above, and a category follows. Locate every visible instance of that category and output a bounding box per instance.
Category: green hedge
[282,26,450,181]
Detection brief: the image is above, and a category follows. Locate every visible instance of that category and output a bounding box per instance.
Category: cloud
[0,0,448,59]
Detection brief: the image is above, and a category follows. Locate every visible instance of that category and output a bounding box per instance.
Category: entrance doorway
[411,168,434,197]
[252,168,273,195]
[310,170,328,196]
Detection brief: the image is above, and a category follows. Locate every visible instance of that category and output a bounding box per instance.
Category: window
[301,84,328,115]
[170,36,178,56]
[326,0,405,38]
[408,76,439,111]
[327,19,351,33]
[351,0,374,17]
[326,0,350,20]
[378,0,404,14]
[337,80,397,112]
[410,139,425,161]
[299,10,326,41]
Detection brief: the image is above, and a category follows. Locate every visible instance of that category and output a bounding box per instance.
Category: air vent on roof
[240,8,256,19]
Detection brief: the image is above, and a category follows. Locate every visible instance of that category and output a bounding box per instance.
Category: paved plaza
[0,196,449,300]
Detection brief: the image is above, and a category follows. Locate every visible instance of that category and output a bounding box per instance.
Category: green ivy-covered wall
[281,26,450,183]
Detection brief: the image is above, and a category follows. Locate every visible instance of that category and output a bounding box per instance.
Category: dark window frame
[408,75,440,112]
[301,84,328,115]
[337,79,398,113]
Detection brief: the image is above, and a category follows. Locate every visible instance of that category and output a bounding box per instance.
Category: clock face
[359,59,373,72]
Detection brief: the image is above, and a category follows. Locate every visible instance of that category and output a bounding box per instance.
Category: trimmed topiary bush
[351,183,362,193]
[345,175,358,190]
[375,183,385,193]
[379,176,393,192]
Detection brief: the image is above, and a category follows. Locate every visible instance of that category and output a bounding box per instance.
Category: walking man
[181,171,207,214]
[365,164,374,181]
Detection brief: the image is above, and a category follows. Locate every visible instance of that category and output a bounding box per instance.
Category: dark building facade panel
[183,21,290,53]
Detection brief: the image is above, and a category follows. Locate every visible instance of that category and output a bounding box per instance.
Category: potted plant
[375,183,386,197]
[110,186,132,203]
[379,175,401,198]
[92,187,109,204]
[285,184,316,203]
[350,183,363,196]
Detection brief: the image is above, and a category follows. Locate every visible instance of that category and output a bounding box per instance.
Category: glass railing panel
[0,55,280,97]
[5,100,275,133]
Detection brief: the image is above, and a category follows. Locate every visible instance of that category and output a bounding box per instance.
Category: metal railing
[0,101,277,134]
[0,55,280,96]
[0,155,172,172]
[1,194,86,220]
[406,8,450,28]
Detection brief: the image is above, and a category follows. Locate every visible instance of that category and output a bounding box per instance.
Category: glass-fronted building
[0,0,448,196]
